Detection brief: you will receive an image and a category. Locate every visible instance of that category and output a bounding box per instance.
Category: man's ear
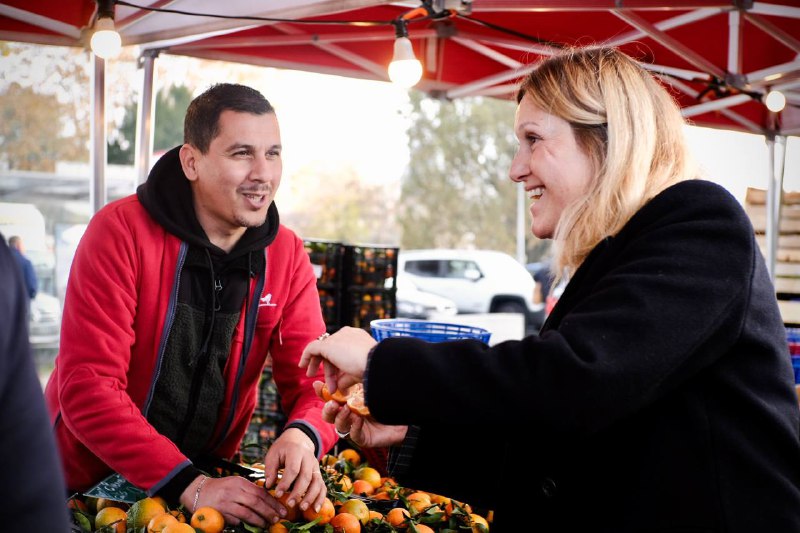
[179,144,199,182]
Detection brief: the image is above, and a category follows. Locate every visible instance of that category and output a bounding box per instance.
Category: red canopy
[0,0,796,276]
[1,0,798,135]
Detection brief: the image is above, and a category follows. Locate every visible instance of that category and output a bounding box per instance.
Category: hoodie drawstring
[197,249,219,361]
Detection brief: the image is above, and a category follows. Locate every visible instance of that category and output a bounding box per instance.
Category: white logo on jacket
[259,293,277,307]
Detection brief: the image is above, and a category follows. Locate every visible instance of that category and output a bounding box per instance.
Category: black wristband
[155,464,204,506]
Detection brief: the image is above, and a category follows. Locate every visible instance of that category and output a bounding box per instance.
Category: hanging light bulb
[388,20,422,88]
[90,0,121,59]
[765,90,786,113]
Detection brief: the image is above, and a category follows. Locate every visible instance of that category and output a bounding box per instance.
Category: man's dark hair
[184,83,274,153]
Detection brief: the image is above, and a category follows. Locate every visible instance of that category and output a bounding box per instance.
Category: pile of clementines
[67,493,221,533]
[67,448,490,533]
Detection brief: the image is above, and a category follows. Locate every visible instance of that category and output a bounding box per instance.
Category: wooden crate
[746,187,800,326]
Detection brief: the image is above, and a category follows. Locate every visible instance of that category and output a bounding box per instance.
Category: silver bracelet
[192,475,208,513]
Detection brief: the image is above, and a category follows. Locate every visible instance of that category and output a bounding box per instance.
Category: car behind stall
[395,273,458,320]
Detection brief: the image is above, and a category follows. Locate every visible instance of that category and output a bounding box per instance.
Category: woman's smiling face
[509,93,595,239]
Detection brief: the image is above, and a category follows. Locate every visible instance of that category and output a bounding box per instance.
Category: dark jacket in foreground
[368,180,800,532]
[0,235,69,532]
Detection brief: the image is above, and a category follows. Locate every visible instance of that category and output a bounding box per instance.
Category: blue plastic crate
[788,327,800,356]
[370,318,491,344]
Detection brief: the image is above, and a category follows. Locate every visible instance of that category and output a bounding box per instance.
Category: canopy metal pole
[135,50,158,185]
[765,120,788,281]
[90,55,107,214]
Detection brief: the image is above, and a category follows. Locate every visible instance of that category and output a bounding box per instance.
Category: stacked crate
[304,240,346,334]
[745,187,800,326]
[341,244,398,330]
[304,240,398,332]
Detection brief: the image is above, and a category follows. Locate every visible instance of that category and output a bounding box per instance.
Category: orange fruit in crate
[407,492,431,505]
[97,497,129,511]
[148,513,178,533]
[302,497,335,525]
[445,499,472,517]
[321,454,339,467]
[95,506,127,533]
[330,512,362,533]
[378,477,398,490]
[269,521,291,533]
[470,513,490,532]
[339,498,370,525]
[429,493,450,506]
[168,509,186,523]
[414,525,435,533]
[351,479,375,496]
[409,499,433,515]
[385,507,411,529]
[368,510,383,521]
[162,523,196,533]
[354,466,382,489]
[152,496,169,511]
[269,490,300,521]
[190,506,225,533]
[338,448,362,466]
[335,474,354,492]
[127,497,167,530]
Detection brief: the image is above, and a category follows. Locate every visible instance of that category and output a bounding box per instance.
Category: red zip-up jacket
[44,194,337,493]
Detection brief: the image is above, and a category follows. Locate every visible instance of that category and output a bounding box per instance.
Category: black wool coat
[367,180,800,532]
[0,236,70,531]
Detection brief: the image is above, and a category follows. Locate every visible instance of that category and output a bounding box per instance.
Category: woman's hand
[314,381,408,449]
[300,327,377,392]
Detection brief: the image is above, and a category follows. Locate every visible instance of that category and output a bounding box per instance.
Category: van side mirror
[464,268,482,281]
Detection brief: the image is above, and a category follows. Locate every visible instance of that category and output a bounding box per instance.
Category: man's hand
[179,474,284,527]
[262,427,327,514]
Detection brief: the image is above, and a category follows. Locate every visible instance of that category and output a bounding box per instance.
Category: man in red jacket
[45,83,337,529]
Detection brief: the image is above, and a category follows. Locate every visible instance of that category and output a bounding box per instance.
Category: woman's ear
[179,144,199,182]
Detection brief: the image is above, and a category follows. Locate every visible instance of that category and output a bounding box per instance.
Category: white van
[399,249,543,328]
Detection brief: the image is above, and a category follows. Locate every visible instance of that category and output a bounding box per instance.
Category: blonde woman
[301,47,800,532]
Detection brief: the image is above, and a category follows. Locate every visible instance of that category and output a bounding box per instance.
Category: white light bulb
[91,17,122,59]
[765,90,786,113]
[388,37,422,88]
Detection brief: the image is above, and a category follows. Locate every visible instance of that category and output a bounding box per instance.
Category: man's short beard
[235,213,269,228]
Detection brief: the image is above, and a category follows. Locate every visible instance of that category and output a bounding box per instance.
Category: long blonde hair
[517,47,699,280]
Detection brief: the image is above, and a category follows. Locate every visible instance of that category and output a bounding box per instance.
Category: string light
[765,90,786,113]
[388,19,422,88]
[90,0,121,59]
